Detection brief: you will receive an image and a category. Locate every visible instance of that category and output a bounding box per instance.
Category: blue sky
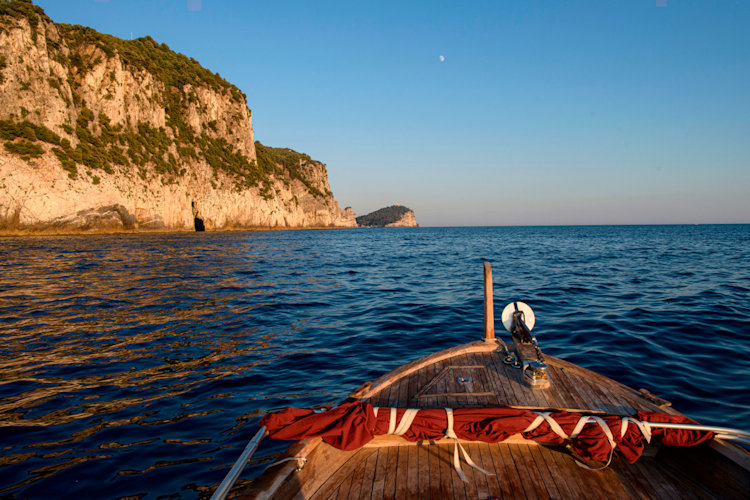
[35,0,750,225]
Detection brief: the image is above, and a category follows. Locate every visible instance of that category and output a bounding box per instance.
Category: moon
[439,55,445,62]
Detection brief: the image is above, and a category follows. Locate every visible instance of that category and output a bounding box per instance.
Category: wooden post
[483,262,494,340]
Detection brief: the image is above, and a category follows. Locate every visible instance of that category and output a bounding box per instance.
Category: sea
[0,225,748,499]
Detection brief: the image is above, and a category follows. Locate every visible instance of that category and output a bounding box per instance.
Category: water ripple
[0,226,748,498]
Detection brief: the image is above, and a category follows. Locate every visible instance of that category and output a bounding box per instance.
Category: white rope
[375,407,421,437]
[522,414,545,434]
[444,408,495,482]
[388,408,398,435]
[621,417,652,443]
[394,409,420,436]
[567,416,616,471]
[372,407,742,476]
[523,412,570,441]
[261,456,307,473]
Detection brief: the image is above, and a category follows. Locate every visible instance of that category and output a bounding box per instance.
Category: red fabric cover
[638,411,715,447]
[260,401,377,451]
[371,407,537,443]
[260,403,714,462]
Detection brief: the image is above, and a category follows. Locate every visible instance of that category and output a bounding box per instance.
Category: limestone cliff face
[385,210,418,227]
[0,2,355,232]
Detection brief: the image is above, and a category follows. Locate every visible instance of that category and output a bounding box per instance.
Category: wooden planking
[474,442,504,499]
[576,367,636,414]
[350,341,499,400]
[380,446,399,500]
[469,351,499,406]
[526,442,563,499]
[484,442,513,498]
[392,444,409,499]
[266,342,747,500]
[557,366,606,411]
[386,377,402,408]
[548,364,596,410]
[508,443,548,498]
[436,444,458,500]
[398,362,411,407]
[537,444,586,499]
[405,358,421,407]
[449,444,468,500]
[636,455,721,500]
[423,357,443,409]
[433,357,449,409]
[340,450,366,500]
[364,346,656,412]
[404,444,419,498]
[609,456,659,500]
[426,441,442,499]
[464,443,489,499]
[331,462,355,500]
[482,349,515,405]
[502,357,536,407]
[310,440,731,500]
[632,458,698,500]
[356,445,380,500]
[310,448,376,500]
[448,355,476,408]
[659,443,750,499]
[564,367,631,414]
[370,444,390,500]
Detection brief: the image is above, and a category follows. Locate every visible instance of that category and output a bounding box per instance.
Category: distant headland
[356,205,418,227]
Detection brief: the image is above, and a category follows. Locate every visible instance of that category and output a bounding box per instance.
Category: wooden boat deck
[364,346,644,413]
[245,341,749,499]
[309,442,718,500]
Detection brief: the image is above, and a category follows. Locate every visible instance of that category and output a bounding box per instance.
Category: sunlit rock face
[384,210,418,227]
[356,205,418,228]
[0,2,356,232]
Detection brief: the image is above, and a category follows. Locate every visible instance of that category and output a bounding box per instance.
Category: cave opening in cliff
[191,201,205,232]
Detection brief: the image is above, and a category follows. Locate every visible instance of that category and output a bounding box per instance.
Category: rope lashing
[373,407,420,436]
[262,456,307,472]
[444,408,496,482]
[523,412,618,470]
[374,407,495,482]
[621,416,652,443]
[371,408,737,477]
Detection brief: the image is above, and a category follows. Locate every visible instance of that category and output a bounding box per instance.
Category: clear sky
[35,0,750,226]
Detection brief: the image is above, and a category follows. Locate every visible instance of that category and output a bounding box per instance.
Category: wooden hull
[243,340,750,499]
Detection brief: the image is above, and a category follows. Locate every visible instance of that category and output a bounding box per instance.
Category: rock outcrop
[0,1,356,232]
[356,205,418,227]
[385,210,418,227]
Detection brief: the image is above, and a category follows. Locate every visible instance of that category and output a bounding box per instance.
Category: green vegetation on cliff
[1,1,242,101]
[356,205,413,227]
[255,142,330,198]
[2,111,261,188]
[0,0,45,43]
[0,0,329,199]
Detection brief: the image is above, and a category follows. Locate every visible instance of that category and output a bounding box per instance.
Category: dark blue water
[0,226,748,499]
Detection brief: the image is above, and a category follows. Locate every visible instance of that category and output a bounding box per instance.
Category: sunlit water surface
[0,225,748,498]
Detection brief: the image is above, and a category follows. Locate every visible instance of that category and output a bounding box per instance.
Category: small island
[356,205,418,227]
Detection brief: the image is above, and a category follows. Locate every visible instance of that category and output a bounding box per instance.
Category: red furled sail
[260,402,714,463]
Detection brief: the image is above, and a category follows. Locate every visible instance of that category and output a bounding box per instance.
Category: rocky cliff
[0,1,356,232]
[356,205,418,227]
[385,210,418,227]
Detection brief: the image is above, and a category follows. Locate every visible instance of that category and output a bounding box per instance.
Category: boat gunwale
[244,339,750,499]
